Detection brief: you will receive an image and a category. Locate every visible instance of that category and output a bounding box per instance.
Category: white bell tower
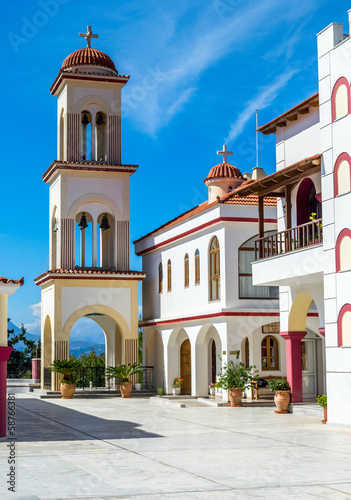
[35,27,145,391]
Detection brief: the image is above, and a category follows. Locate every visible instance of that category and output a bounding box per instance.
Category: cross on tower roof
[217,145,233,164]
[79,25,99,48]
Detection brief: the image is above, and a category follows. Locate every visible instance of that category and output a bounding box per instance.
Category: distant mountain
[7,321,105,357]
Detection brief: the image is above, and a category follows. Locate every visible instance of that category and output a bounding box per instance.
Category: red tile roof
[258,93,319,135]
[62,48,117,73]
[0,277,24,286]
[134,191,276,244]
[204,163,243,183]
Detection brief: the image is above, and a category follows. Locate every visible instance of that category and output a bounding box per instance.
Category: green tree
[7,319,41,378]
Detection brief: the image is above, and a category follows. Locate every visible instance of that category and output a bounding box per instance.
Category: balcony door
[301,339,317,399]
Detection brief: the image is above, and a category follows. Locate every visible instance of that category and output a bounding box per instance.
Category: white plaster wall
[61,287,131,331]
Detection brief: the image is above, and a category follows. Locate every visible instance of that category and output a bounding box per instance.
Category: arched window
[332,77,351,122]
[184,254,189,287]
[261,335,279,370]
[81,110,92,160]
[98,213,112,268]
[296,178,322,226]
[195,249,200,285]
[334,153,351,197]
[336,229,351,272]
[96,111,107,161]
[158,262,163,294]
[338,304,351,346]
[239,234,278,298]
[167,259,172,292]
[209,236,220,301]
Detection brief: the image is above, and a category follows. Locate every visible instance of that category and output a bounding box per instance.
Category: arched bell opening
[96,111,107,162]
[75,211,93,268]
[81,110,92,161]
[59,108,64,161]
[97,212,114,268]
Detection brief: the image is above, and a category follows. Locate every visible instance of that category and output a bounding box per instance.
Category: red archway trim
[331,77,351,122]
[335,228,351,272]
[333,152,351,197]
[337,304,351,347]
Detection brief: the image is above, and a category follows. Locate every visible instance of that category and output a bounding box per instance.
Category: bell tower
[35,27,145,391]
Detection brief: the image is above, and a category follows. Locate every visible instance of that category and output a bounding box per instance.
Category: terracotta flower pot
[322,406,327,424]
[120,381,132,398]
[274,391,290,413]
[60,383,76,399]
[228,387,243,407]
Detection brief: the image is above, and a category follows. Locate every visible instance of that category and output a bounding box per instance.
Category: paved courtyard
[1,395,351,499]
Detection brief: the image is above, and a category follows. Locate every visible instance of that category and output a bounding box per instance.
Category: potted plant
[50,359,81,399]
[105,363,142,398]
[218,357,258,407]
[317,394,327,424]
[172,377,183,395]
[209,383,216,398]
[268,377,291,413]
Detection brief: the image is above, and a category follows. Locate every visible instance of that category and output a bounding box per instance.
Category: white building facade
[135,155,284,398]
[236,11,351,426]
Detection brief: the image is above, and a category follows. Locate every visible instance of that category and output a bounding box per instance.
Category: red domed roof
[61,48,117,73]
[204,163,244,183]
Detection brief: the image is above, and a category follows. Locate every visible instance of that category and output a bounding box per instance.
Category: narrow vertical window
[184,254,189,287]
[167,259,172,292]
[209,236,220,301]
[195,249,200,284]
[245,337,249,368]
[158,262,163,294]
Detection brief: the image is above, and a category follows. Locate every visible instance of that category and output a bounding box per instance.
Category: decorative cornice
[43,161,138,183]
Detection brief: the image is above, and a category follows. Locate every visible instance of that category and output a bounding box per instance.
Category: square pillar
[280,331,307,403]
[0,346,13,437]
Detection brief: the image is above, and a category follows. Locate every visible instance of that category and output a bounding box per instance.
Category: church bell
[78,213,88,230]
[99,214,110,230]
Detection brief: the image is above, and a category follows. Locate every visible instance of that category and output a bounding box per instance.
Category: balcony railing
[255,218,323,260]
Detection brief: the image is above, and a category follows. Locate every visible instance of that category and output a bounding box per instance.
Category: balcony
[254,218,323,260]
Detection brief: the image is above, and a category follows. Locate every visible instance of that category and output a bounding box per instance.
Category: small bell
[81,113,90,126]
[99,214,110,231]
[96,112,105,126]
[78,213,88,230]
[53,219,58,232]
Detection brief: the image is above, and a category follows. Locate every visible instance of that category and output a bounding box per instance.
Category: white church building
[235,10,351,426]
[35,27,145,390]
[135,149,290,398]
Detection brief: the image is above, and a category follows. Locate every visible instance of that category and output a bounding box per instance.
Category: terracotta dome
[61,48,117,73]
[204,163,244,183]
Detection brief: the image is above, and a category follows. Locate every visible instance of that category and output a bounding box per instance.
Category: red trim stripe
[136,216,277,256]
[139,311,318,327]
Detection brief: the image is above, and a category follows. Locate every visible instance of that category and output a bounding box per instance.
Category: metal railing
[42,365,154,391]
[255,218,323,260]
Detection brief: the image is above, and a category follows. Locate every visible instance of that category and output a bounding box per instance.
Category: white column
[80,229,85,267]
[91,112,96,161]
[0,294,8,346]
[92,220,97,267]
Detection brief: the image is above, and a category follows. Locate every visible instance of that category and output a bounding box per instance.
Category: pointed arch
[184,253,189,287]
[333,152,351,197]
[209,236,220,301]
[336,228,351,272]
[338,304,351,347]
[331,77,351,122]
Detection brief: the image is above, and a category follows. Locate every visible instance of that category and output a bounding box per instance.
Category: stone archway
[167,327,190,395]
[42,315,53,389]
[195,324,222,396]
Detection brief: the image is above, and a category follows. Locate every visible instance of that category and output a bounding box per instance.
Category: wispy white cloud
[224,69,299,145]
[122,0,317,135]
[30,302,41,317]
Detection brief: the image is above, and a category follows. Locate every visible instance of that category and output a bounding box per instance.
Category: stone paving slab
[0,394,351,499]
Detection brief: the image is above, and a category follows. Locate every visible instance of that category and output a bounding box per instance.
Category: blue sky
[1,0,348,340]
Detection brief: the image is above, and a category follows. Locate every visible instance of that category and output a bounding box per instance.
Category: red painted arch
[337,303,351,347]
[333,152,351,197]
[331,77,351,122]
[336,228,351,272]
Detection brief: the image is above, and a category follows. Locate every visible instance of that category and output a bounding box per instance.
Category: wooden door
[180,339,191,395]
[211,339,216,383]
